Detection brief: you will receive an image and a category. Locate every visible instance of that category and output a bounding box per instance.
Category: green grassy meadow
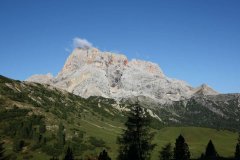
[62,112,239,159]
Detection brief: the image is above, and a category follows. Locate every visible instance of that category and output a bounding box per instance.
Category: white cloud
[73,37,93,49]
[64,48,71,53]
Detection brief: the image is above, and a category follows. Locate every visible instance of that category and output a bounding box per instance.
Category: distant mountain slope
[2,74,240,131]
[0,75,128,159]
[121,93,240,131]
[160,94,240,130]
[27,48,218,104]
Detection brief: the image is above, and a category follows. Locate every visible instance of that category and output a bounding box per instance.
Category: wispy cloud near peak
[73,37,93,49]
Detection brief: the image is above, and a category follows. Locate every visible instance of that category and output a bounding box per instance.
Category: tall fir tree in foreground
[204,140,218,160]
[117,103,156,160]
[173,134,190,160]
[159,143,172,160]
[235,133,240,160]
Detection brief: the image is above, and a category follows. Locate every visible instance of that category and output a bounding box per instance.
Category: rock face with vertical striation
[27,48,218,104]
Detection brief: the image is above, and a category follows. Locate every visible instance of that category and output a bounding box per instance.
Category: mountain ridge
[0,74,239,159]
[27,47,219,104]
[24,48,240,132]
[2,74,240,131]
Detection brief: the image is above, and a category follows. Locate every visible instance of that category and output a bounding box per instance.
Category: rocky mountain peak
[194,84,219,96]
[60,48,128,73]
[27,48,218,104]
[26,73,53,85]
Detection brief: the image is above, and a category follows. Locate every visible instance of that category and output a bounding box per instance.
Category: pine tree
[98,150,111,160]
[39,122,46,134]
[117,103,156,160]
[12,139,24,152]
[63,147,74,160]
[204,140,218,160]
[20,121,33,139]
[0,138,7,160]
[159,143,172,160]
[57,123,65,149]
[235,133,240,160]
[173,134,190,160]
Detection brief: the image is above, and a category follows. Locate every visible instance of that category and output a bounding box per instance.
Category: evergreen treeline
[0,103,240,160]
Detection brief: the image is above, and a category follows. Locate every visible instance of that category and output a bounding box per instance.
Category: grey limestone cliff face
[27,48,218,104]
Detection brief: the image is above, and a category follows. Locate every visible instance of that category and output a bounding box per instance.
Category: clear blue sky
[0,0,239,93]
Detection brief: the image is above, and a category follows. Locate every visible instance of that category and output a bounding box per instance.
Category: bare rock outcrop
[27,48,218,104]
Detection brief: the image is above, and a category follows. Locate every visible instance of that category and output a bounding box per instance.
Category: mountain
[27,47,218,104]
[1,74,239,131]
[25,47,240,131]
[0,75,239,159]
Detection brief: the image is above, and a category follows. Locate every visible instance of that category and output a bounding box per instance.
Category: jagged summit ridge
[27,48,218,104]
[193,84,219,96]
